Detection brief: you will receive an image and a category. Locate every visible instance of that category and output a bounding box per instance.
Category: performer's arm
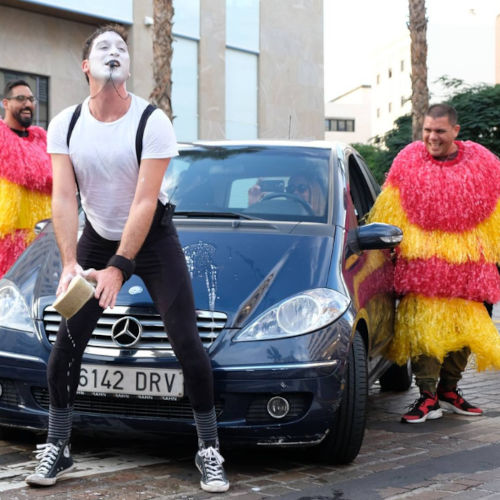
[88,158,170,309]
[51,153,80,296]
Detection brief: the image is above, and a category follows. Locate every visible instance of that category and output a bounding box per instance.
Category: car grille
[0,379,20,407]
[32,387,223,420]
[42,305,227,351]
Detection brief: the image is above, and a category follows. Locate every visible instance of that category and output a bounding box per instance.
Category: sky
[323,0,500,102]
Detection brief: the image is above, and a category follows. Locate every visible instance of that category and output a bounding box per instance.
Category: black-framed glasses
[6,95,37,104]
[286,183,310,195]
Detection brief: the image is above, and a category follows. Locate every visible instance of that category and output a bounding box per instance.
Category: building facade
[324,85,372,144]
[0,0,324,140]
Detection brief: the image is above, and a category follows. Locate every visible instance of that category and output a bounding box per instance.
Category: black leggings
[47,205,214,412]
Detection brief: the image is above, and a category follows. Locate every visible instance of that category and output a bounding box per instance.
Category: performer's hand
[56,263,84,296]
[86,267,123,309]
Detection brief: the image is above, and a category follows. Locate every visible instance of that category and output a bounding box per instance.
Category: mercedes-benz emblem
[111,316,142,348]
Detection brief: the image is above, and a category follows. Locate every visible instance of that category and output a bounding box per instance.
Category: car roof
[178,139,349,151]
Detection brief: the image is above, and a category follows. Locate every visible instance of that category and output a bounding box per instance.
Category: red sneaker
[437,387,483,416]
[401,391,443,424]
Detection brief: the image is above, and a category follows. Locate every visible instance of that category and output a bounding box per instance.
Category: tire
[316,331,368,464]
[379,360,412,392]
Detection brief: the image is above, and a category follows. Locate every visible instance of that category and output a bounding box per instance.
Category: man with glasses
[0,80,52,277]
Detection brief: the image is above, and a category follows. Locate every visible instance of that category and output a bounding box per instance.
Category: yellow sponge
[52,275,95,319]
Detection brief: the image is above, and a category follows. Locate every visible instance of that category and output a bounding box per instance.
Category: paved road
[1,305,499,499]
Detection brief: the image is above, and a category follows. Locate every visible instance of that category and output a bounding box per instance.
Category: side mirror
[34,219,51,235]
[348,223,402,254]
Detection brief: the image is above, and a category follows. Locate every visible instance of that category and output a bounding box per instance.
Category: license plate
[78,364,184,398]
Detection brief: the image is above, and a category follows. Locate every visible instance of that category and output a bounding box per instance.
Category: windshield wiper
[174,211,260,220]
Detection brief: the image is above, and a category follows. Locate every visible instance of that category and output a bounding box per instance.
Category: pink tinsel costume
[0,120,52,277]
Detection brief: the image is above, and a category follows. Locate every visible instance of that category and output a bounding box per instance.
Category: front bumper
[0,316,353,446]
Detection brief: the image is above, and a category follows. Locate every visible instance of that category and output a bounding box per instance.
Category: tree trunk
[408,0,429,141]
[150,0,174,121]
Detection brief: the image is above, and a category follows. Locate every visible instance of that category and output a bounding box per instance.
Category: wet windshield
[163,146,331,223]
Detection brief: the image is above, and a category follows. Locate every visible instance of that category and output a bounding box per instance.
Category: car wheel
[316,330,367,464]
[379,359,412,392]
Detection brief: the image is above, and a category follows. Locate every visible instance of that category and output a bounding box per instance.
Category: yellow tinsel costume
[369,140,500,370]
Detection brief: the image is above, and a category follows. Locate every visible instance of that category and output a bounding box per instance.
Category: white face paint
[87,31,130,83]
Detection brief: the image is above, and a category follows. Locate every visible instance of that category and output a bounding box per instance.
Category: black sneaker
[401,391,443,423]
[25,439,74,486]
[195,444,230,493]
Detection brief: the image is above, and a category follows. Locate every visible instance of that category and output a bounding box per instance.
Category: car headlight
[0,280,34,331]
[235,288,350,341]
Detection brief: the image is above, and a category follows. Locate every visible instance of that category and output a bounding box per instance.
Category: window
[171,38,198,141]
[172,0,200,141]
[226,49,258,139]
[388,102,392,113]
[348,155,377,224]
[226,0,259,52]
[400,59,405,72]
[400,95,406,107]
[325,118,355,132]
[388,68,392,78]
[376,108,380,118]
[0,69,49,128]
[376,74,380,84]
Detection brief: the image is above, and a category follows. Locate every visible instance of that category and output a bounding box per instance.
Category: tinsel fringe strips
[384,140,500,232]
[388,294,500,371]
[369,186,500,264]
[0,178,52,238]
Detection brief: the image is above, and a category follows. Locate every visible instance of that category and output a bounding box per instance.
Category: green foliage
[350,143,389,185]
[353,82,500,182]
[448,84,500,156]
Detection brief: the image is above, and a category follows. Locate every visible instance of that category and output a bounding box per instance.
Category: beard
[14,108,33,128]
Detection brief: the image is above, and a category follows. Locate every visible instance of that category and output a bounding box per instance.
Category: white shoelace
[199,446,225,482]
[34,442,60,475]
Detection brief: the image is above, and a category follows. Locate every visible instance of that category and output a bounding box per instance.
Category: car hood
[174,222,335,326]
[22,221,335,328]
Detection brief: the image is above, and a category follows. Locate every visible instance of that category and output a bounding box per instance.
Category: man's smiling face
[3,85,35,128]
[422,115,460,158]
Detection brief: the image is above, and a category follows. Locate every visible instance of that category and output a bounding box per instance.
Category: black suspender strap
[65,102,157,193]
[135,104,157,166]
[66,103,82,147]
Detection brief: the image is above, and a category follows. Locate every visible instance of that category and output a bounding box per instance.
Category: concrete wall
[199,0,225,139]
[129,0,154,100]
[259,0,324,140]
[0,5,93,118]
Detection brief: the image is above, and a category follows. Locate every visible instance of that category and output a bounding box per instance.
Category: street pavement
[1,305,499,499]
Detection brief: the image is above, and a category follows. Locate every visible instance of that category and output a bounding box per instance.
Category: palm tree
[150,0,174,121]
[408,0,429,141]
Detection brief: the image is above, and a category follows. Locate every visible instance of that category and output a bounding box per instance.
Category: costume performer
[371,139,500,366]
[370,104,500,423]
[0,90,52,278]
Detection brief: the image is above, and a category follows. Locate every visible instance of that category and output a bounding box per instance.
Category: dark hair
[82,24,128,60]
[426,103,458,126]
[82,24,128,83]
[3,79,31,98]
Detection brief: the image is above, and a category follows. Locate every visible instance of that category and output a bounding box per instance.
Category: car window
[347,154,376,225]
[164,146,331,223]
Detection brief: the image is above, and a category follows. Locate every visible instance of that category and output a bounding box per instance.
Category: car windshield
[163,145,331,223]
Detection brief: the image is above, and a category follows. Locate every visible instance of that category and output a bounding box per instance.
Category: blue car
[0,141,406,464]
